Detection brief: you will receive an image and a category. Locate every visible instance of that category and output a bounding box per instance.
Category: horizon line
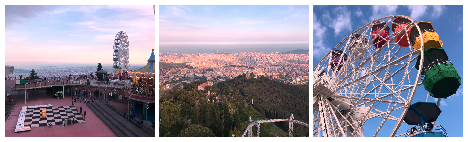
[159,41,309,45]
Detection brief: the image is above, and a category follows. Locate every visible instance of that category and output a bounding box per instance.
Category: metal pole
[63,85,65,99]
[24,89,27,104]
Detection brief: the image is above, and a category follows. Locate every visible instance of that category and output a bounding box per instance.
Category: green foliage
[178,124,215,137]
[159,77,308,137]
[159,101,183,137]
[29,69,38,80]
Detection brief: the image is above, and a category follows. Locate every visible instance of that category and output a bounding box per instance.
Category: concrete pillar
[132,100,136,116]
[127,98,129,115]
[143,102,146,121]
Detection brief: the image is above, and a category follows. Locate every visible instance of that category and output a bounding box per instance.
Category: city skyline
[159,5,309,53]
[5,5,155,67]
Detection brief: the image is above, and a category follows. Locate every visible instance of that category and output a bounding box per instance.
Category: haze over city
[159,5,309,53]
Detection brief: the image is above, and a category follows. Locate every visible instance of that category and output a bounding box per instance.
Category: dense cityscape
[5,66,144,80]
[159,51,309,90]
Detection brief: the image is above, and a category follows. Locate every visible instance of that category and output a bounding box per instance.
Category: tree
[97,63,102,71]
[29,69,38,80]
[160,101,183,137]
[178,124,215,137]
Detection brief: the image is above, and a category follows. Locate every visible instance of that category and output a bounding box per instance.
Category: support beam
[257,123,260,137]
[24,89,27,104]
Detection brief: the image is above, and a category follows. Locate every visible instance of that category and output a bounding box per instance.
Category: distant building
[198,82,208,90]
[5,65,14,76]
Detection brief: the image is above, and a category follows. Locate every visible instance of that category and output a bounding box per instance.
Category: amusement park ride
[313,15,461,137]
[242,114,309,137]
[113,31,130,78]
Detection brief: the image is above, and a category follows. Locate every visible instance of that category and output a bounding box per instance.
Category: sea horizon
[159,43,309,53]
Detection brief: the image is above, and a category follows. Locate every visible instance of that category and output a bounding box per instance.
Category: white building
[5,65,14,76]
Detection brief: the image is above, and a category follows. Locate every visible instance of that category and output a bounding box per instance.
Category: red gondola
[371,21,390,48]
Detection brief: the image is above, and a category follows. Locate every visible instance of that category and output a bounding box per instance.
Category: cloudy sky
[313,5,463,137]
[5,5,155,68]
[159,5,309,53]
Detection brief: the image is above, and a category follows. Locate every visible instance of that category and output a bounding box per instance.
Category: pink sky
[5,5,155,67]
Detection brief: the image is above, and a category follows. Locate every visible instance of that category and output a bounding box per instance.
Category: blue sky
[313,5,463,137]
[5,5,155,68]
[159,5,309,53]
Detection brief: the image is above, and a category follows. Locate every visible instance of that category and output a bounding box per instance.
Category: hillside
[159,74,309,137]
[217,75,309,136]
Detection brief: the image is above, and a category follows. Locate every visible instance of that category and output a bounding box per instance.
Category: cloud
[355,10,363,17]
[369,5,398,21]
[313,13,329,58]
[107,5,154,16]
[452,87,462,98]
[5,5,56,28]
[47,5,104,15]
[163,5,191,17]
[160,26,308,44]
[320,6,352,36]
[5,5,155,65]
[431,5,445,19]
[235,20,265,25]
[360,69,374,80]
[407,5,427,20]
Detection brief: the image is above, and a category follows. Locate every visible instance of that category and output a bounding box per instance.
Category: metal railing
[15,80,82,89]
[434,124,448,137]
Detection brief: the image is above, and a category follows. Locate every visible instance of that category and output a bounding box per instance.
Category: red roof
[199,82,209,89]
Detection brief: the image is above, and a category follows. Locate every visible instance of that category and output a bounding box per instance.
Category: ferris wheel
[312,15,460,137]
[113,31,130,74]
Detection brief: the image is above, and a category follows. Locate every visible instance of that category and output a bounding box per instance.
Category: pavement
[5,90,116,137]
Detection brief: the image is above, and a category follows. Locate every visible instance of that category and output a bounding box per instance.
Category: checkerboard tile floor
[24,106,85,127]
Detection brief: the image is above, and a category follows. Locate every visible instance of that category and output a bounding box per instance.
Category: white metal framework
[113,31,130,74]
[313,15,426,137]
[241,118,309,137]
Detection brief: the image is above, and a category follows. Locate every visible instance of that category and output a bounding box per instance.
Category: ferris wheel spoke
[338,50,418,91]
[337,48,383,85]
[372,73,396,94]
[368,112,401,122]
[334,95,405,105]
[318,96,331,137]
[373,104,397,136]
[326,97,364,137]
[324,99,347,136]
